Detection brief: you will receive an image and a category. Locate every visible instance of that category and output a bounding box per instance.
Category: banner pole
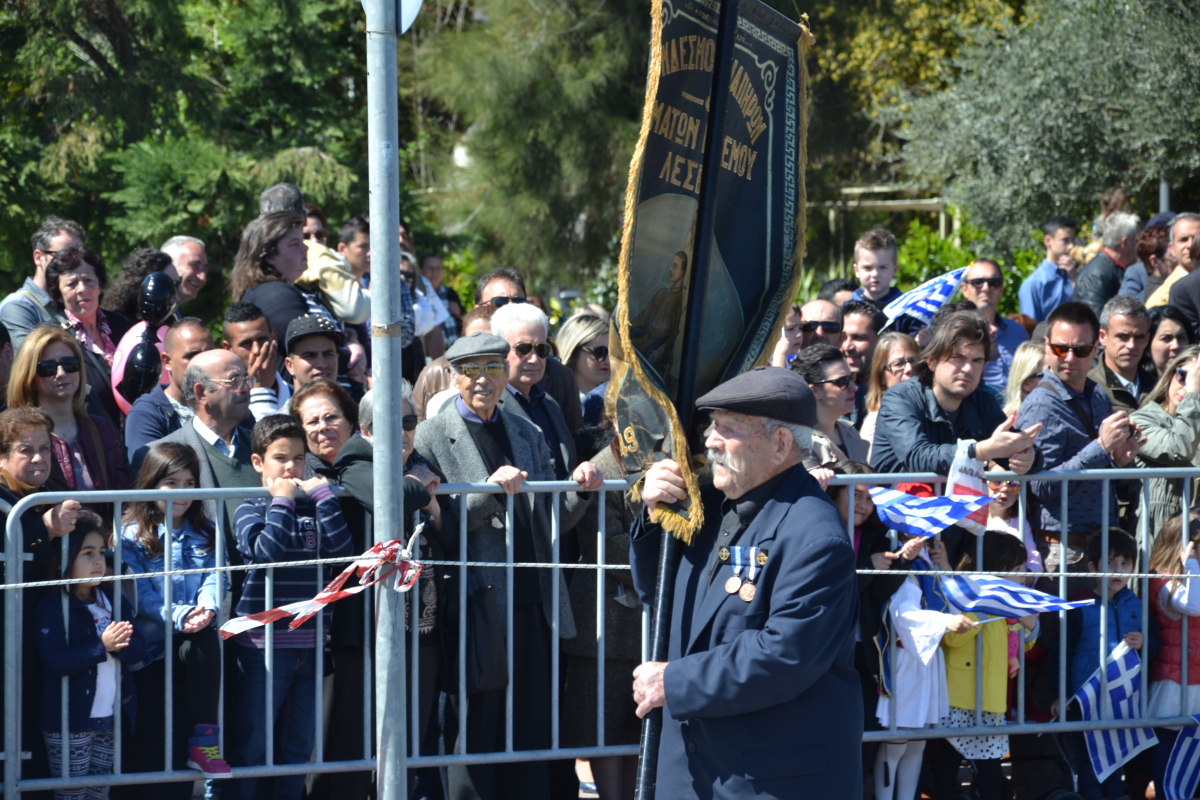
[634,0,742,797]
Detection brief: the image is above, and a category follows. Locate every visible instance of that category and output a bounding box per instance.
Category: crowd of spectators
[13,186,1200,800]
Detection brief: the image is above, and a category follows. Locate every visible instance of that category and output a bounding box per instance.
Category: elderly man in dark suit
[413,331,601,800]
[631,366,862,799]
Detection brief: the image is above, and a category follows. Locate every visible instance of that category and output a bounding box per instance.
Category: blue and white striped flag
[941,573,1094,617]
[1070,642,1157,782]
[1163,715,1200,800]
[882,267,968,326]
[868,487,993,538]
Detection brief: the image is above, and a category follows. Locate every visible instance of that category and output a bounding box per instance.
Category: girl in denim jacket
[121,442,230,779]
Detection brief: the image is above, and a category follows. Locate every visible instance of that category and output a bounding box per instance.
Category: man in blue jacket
[630,367,862,799]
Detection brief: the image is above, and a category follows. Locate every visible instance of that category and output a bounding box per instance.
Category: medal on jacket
[740,547,764,601]
[725,546,746,593]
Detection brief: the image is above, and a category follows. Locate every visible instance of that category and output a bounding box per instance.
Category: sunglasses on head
[487,297,527,308]
[458,361,506,379]
[580,345,609,361]
[800,320,843,334]
[35,357,81,379]
[402,415,418,432]
[514,342,552,359]
[965,277,1003,289]
[813,374,854,389]
[1048,342,1095,359]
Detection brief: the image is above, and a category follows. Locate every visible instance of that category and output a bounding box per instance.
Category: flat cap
[286,314,345,354]
[695,366,817,427]
[445,331,510,363]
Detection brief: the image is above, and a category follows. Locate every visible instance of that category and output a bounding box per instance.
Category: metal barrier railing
[4,468,1200,794]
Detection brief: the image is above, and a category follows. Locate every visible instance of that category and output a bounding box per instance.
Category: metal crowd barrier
[4,469,1200,795]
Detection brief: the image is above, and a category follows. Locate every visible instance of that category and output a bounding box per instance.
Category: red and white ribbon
[219,531,423,641]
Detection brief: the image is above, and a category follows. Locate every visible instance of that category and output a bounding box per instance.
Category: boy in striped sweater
[227,415,354,799]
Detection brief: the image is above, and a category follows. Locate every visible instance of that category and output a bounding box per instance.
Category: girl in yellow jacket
[936,531,1038,800]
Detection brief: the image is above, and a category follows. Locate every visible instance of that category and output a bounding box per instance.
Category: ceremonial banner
[612,0,812,542]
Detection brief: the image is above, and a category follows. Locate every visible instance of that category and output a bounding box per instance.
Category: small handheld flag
[869,487,994,539]
[941,573,1094,618]
[1070,642,1157,782]
[1162,714,1200,800]
[882,267,968,327]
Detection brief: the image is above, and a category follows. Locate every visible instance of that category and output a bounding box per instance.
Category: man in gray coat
[413,332,601,800]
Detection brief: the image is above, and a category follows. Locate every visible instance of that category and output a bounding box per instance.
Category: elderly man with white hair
[414,331,600,800]
[491,302,577,479]
[1074,210,1141,319]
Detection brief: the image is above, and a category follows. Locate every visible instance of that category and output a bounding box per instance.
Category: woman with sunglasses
[1129,346,1200,539]
[861,332,919,458]
[44,246,133,424]
[788,344,868,465]
[984,462,1043,576]
[1002,341,1046,417]
[555,312,611,425]
[7,325,131,519]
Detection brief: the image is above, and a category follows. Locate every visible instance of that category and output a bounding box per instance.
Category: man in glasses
[125,317,215,454]
[798,299,844,349]
[493,303,576,481]
[1088,296,1154,415]
[1016,301,1144,586]
[473,267,586,431]
[413,332,601,800]
[0,215,84,350]
[960,258,1029,393]
[149,349,259,553]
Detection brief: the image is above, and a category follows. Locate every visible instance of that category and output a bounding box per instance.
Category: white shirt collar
[192,416,238,457]
[1111,368,1138,395]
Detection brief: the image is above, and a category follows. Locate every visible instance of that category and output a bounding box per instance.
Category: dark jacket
[76,309,132,425]
[1087,358,1158,416]
[855,523,909,646]
[497,386,577,477]
[1051,586,1160,698]
[242,281,321,358]
[35,589,145,733]
[541,358,585,432]
[1074,250,1124,319]
[869,377,1044,475]
[629,465,862,799]
[1169,269,1200,341]
[124,384,180,455]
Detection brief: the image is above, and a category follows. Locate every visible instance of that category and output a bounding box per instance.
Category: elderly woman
[44,246,133,422]
[860,332,919,453]
[556,312,610,426]
[230,211,331,356]
[788,343,868,466]
[1130,346,1200,539]
[414,331,601,800]
[291,379,440,800]
[7,325,130,517]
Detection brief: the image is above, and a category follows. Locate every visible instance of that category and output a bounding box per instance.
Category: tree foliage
[891,0,1200,253]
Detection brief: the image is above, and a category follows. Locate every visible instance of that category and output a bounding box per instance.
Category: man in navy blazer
[630,366,862,799]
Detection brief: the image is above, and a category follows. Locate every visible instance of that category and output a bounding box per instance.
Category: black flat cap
[286,314,345,354]
[695,366,817,427]
[445,331,510,363]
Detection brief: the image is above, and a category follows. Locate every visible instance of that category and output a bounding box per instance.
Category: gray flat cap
[696,366,817,427]
[445,332,511,362]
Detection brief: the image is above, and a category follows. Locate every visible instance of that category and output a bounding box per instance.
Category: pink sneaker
[187,725,232,779]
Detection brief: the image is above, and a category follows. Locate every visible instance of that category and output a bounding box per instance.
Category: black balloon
[139,272,178,330]
[118,272,179,405]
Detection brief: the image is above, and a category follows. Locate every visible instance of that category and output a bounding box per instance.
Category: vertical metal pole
[163,514,174,774]
[1183,477,1191,713]
[4,512,21,797]
[365,0,407,793]
[975,530,984,728]
[266,566,275,767]
[1161,177,1171,214]
[315,532,324,765]
[216,497,227,762]
[597,488,607,748]
[505,494,514,753]
[457,495,467,754]
[1059,482,1068,724]
[1017,481,1026,725]
[112,502,123,777]
[1141,480,1150,717]
[60,533,69,779]
[551,492,560,751]
[1099,488,1109,718]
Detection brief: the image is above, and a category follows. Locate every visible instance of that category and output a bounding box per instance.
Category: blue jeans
[226,645,317,800]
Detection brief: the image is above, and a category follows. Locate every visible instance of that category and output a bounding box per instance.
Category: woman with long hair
[44,246,133,422]
[1146,305,1192,379]
[1130,346,1200,539]
[1003,341,1045,417]
[7,324,130,519]
[860,332,919,456]
[229,211,331,355]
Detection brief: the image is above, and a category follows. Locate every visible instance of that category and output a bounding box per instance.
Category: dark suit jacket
[496,386,577,474]
[629,465,862,799]
[1169,268,1200,340]
[1074,250,1124,319]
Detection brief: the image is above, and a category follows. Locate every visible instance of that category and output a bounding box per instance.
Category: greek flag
[941,572,1094,617]
[1163,715,1200,800]
[882,267,968,326]
[1070,642,1157,782]
[868,487,994,538]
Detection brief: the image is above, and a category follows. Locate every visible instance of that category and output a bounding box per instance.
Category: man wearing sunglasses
[1016,302,1145,584]
[798,299,844,349]
[493,303,576,481]
[960,258,1029,393]
[472,267,585,431]
[413,332,601,800]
